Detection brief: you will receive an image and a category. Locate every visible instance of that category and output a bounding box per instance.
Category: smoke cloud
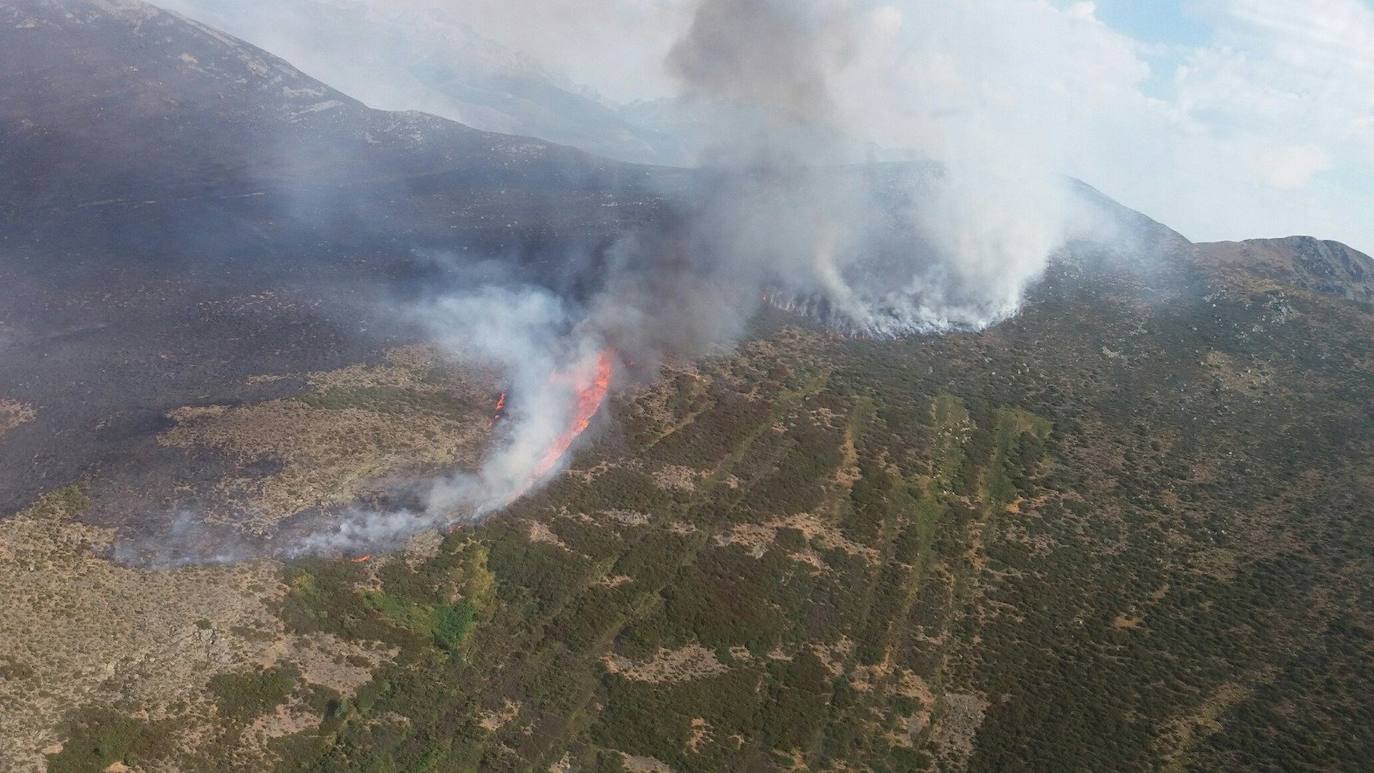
[124,0,1105,563]
[416,286,608,514]
[648,0,1083,335]
[279,282,614,559]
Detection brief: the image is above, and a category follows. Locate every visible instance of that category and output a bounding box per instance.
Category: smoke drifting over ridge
[315,3,1078,547]
[122,0,1096,562]
[668,0,854,161]
[650,0,1083,335]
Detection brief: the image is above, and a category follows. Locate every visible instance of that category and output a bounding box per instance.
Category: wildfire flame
[529,348,615,483]
[489,391,507,427]
[481,347,615,511]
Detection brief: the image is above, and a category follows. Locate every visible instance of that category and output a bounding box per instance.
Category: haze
[159,0,1374,255]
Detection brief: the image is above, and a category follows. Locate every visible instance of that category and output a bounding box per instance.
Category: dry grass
[162,402,482,533]
[402,529,445,569]
[931,692,991,771]
[1157,670,1277,773]
[526,520,569,550]
[240,701,324,757]
[251,632,394,698]
[604,644,728,684]
[0,487,395,770]
[716,512,879,566]
[850,657,896,694]
[158,350,491,534]
[810,637,853,678]
[0,489,277,768]
[595,509,651,527]
[1202,350,1275,394]
[835,421,862,489]
[885,671,937,750]
[0,398,35,437]
[651,464,707,492]
[478,699,521,733]
[620,754,674,773]
[687,717,712,754]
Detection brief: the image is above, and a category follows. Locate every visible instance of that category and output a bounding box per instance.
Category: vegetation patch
[209,663,301,721]
[9,246,1374,771]
[158,348,494,533]
[0,397,35,437]
[46,707,176,773]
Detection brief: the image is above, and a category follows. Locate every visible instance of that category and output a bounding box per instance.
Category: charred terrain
[2,1,1373,771]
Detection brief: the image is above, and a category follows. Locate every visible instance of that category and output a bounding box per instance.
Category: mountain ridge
[1,0,662,264]
[5,0,1369,273]
[1,2,1372,770]
[155,0,691,165]
[1196,236,1374,304]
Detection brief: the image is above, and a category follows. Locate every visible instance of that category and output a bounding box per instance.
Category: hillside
[0,0,665,261]
[153,0,689,166]
[1,1,1372,771]
[4,231,1371,770]
[0,0,674,520]
[1198,237,1374,304]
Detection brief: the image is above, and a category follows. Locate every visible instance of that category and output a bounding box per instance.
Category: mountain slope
[0,4,1372,771]
[0,0,672,520]
[154,0,690,166]
[1198,236,1374,304]
[0,0,664,261]
[5,223,1371,771]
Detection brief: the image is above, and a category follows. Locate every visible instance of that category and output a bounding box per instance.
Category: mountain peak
[1198,236,1374,303]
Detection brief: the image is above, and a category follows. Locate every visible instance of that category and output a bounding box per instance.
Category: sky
[501,0,1374,252]
[162,0,1374,254]
[1066,0,1374,250]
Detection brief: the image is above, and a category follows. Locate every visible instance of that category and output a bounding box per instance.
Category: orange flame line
[528,349,614,482]
[489,390,508,427]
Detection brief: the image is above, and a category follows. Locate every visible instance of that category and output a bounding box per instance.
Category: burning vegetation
[529,349,615,482]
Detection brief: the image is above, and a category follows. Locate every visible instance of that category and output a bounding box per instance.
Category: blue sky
[1092,0,1214,47]
[1088,0,1212,96]
[1036,0,1374,251]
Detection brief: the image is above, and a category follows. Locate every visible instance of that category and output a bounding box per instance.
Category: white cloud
[1146,0,1374,245]
[1067,1,1097,20]
[641,0,1373,250]
[817,0,1374,250]
[1250,143,1332,190]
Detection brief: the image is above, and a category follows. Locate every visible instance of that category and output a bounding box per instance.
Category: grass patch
[296,386,473,418]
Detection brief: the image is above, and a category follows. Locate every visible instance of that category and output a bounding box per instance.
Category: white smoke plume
[658,0,1085,335]
[417,287,589,508]
[125,0,1107,563]
[370,0,1090,550]
[285,283,613,558]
